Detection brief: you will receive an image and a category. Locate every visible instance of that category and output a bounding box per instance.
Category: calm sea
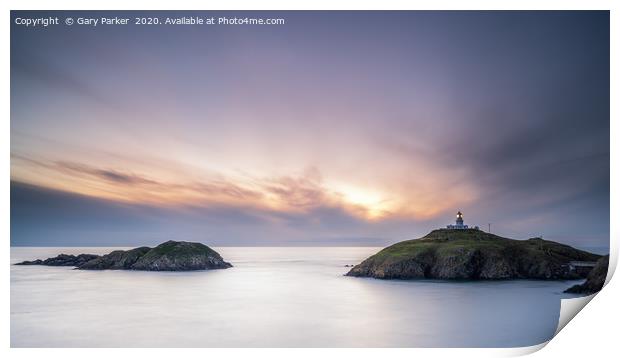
[11,246,587,347]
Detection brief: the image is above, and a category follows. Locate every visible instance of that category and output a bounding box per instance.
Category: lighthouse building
[446,211,479,230]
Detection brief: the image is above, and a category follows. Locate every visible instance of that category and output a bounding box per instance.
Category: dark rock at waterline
[15,241,232,271]
[16,253,99,267]
[564,255,609,294]
[346,229,601,280]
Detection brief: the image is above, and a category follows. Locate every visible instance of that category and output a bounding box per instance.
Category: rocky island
[346,229,601,280]
[16,240,232,271]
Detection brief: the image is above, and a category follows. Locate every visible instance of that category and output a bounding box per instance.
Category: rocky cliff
[564,255,609,294]
[16,241,232,271]
[346,229,600,280]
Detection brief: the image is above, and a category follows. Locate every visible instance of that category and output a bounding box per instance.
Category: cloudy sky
[11,11,609,248]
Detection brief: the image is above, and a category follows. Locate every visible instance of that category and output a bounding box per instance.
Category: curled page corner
[555,294,597,336]
[553,248,616,338]
[511,341,549,356]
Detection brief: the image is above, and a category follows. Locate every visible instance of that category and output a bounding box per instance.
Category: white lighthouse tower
[446,211,478,230]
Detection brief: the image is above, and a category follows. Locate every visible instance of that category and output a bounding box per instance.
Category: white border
[3,1,617,357]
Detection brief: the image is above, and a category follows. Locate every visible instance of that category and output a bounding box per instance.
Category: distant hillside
[347,229,601,280]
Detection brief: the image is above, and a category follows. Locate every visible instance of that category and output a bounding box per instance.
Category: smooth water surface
[11,247,584,347]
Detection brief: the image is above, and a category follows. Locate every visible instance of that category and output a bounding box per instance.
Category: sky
[10,11,609,248]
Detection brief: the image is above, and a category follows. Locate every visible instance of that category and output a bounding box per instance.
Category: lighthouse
[456,211,464,226]
[446,211,478,230]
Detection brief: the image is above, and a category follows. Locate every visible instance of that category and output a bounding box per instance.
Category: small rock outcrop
[78,247,152,270]
[346,229,601,280]
[15,241,232,271]
[564,255,609,294]
[16,253,99,267]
